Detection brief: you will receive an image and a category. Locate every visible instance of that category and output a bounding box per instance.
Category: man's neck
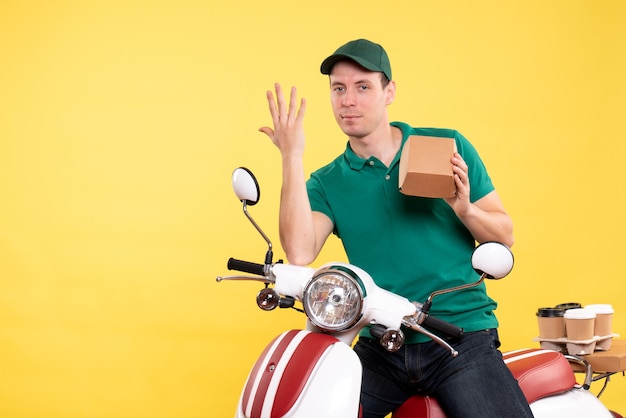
[349,125,403,167]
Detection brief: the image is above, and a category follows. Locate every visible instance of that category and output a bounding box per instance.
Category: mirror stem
[243,201,273,263]
[422,273,487,314]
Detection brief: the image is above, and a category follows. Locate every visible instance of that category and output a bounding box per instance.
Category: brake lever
[402,316,459,357]
[215,275,274,284]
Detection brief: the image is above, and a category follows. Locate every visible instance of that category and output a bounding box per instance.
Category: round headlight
[303,266,365,332]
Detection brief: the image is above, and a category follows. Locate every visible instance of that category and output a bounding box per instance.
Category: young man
[259,39,533,418]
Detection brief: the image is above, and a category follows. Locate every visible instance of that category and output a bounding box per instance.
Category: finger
[453,170,469,190]
[452,153,468,171]
[454,173,465,189]
[275,83,287,119]
[288,86,298,121]
[258,127,275,139]
[452,164,466,178]
[454,173,470,197]
[297,97,307,121]
[265,90,279,124]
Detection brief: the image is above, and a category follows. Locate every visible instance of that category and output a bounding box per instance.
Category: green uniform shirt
[306,121,499,343]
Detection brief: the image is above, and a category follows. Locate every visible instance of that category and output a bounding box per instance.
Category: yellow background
[1,1,625,417]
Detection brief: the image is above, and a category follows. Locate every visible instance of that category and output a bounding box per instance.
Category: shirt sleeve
[306,173,335,223]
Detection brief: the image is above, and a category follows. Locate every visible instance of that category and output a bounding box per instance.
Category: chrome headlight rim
[302,265,365,332]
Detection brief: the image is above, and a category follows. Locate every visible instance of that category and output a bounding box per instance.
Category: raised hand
[259,83,307,158]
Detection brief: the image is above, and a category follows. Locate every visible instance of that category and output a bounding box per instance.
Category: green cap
[320,39,392,81]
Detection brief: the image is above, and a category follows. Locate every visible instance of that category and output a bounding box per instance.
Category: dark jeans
[353,329,535,418]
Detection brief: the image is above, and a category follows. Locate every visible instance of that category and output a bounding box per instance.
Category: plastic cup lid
[585,304,614,314]
[536,307,564,317]
[564,308,596,319]
[554,302,582,310]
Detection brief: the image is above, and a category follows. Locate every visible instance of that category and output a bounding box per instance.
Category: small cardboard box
[398,135,457,198]
[582,339,626,373]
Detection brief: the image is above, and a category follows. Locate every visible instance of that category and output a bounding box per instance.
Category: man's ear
[385,80,396,105]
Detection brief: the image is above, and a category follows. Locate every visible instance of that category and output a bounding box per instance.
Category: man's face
[329,60,395,139]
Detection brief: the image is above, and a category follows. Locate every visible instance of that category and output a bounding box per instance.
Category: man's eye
[359,85,369,90]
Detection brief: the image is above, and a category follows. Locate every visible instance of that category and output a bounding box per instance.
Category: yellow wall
[1,1,625,416]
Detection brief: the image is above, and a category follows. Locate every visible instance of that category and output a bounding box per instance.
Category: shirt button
[385,175,390,180]
[369,160,374,166]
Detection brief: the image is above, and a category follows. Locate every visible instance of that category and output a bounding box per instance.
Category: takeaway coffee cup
[564,308,596,341]
[536,307,566,339]
[585,304,614,337]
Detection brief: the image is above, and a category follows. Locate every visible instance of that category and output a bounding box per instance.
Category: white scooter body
[235,330,361,418]
[235,331,616,418]
[531,390,613,417]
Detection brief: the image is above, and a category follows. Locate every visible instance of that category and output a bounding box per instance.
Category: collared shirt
[306,121,499,343]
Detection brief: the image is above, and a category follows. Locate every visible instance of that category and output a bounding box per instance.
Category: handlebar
[420,314,464,339]
[227,258,266,276]
[221,256,464,356]
[370,310,463,357]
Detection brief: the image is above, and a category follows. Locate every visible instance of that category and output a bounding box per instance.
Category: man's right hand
[259,83,307,159]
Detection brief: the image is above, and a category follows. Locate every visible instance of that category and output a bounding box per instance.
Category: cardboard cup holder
[534,334,620,355]
[535,303,616,355]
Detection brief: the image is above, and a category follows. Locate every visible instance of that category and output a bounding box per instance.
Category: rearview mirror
[471,242,514,280]
[232,167,260,205]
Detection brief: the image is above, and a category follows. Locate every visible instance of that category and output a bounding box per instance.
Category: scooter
[216,167,623,418]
